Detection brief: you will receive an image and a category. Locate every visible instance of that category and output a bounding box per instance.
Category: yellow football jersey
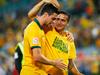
[23,18,45,67]
[44,28,76,74]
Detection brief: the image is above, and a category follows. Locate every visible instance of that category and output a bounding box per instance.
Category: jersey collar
[34,18,43,30]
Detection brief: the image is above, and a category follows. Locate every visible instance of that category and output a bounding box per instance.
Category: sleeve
[25,26,42,50]
[68,42,76,59]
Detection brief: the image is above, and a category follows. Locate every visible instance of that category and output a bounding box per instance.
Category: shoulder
[24,21,38,33]
[26,21,36,30]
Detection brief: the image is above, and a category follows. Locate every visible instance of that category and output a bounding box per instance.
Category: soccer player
[44,11,84,75]
[14,19,27,74]
[20,4,67,75]
[14,1,72,74]
[14,41,24,74]
[27,1,84,75]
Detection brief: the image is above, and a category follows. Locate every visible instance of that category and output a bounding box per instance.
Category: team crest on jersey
[52,37,68,53]
[32,38,39,44]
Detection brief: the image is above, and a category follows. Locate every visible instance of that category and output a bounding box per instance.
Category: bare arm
[68,59,84,75]
[28,1,45,19]
[28,0,60,19]
[32,48,67,70]
[33,48,55,65]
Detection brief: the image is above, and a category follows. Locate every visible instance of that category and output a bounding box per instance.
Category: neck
[59,31,65,36]
[36,17,45,26]
[55,28,64,35]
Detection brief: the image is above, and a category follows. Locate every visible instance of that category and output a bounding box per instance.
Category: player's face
[53,13,69,31]
[46,13,57,25]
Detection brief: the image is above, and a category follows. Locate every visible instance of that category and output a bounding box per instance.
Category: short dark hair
[58,11,71,22]
[38,4,58,16]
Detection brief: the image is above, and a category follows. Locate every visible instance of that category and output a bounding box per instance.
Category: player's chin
[56,27,64,30]
[46,21,52,25]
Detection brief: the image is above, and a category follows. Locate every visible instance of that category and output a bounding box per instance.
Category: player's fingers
[60,63,67,68]
[43,0,60,9]
[67,37,73,42]
[59,64,67,70]
[52,0,60,9]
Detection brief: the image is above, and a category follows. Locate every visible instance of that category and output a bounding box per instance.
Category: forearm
[69,64,81,75]
[33,48,55,66]
[33,48,67,70]
[28,1,45,19]
[37,55,67,70]
[68,59,82,75]
[36,54,55,66]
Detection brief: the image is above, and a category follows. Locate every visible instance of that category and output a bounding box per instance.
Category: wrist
[42,0,47,4]
[49,60,56,66]
[40,0,46,5]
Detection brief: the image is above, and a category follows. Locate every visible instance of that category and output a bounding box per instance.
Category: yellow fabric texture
[43,29,76,75]
[21,19,47,75]
[20,66,47,75]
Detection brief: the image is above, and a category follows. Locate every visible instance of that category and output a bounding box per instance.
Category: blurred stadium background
[0,0,100,75]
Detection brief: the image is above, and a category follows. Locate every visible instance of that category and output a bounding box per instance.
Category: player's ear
[44,12,48,16]
[36,15,39,18]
